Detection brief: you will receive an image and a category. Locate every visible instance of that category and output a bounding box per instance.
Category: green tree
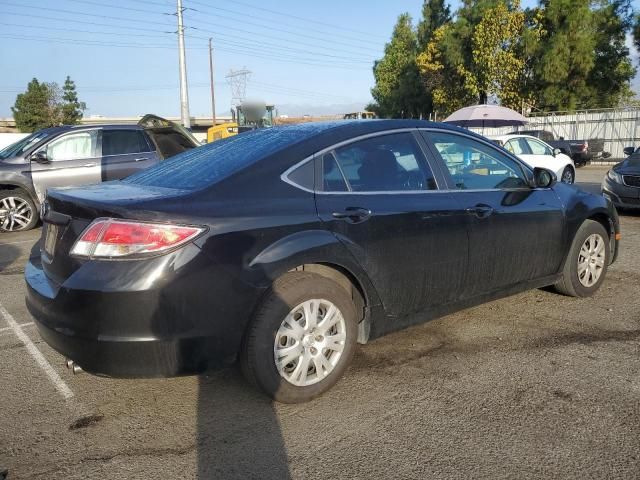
[11,79,53,132]
[534,0,595,110]
[417,0,528,114]
[417,0,451,49]
[370,14,426,118]
[61,76,85,124]
[634,14,640,54]
[584,0,635,108]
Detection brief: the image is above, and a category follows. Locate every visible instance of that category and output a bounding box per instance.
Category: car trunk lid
[137,114,200,159]
[40,182,190,285]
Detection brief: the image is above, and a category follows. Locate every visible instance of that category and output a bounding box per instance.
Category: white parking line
[0,321,34,333]
[0,302,74,400]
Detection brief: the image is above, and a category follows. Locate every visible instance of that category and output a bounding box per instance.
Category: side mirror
[532,167,556,189]
[553,148,562,156]
[31,150,49,164]
[623,146,636,156]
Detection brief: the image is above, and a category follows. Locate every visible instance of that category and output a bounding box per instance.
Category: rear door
[313,130,469,318]
[100,128,158,181]
[422,130,565,298]
[30,129,101,203]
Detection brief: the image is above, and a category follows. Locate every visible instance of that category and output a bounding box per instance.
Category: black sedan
[25,120,620,403]
[602,148,640,210]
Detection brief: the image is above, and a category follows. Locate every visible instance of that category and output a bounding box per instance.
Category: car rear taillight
[70,218,205,259]
[579,141,588,152]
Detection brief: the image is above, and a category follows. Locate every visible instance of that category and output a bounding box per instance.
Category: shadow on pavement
[197,369,291,479]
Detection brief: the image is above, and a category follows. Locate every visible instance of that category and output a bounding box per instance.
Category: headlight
[607,169,623,184]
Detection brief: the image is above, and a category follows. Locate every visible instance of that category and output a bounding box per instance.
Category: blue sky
[0,0,637,118]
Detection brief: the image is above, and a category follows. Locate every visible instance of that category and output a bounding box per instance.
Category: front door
[314,131,469,318]
[30,129,101,203]
[100,129,159,181]
[423,130,565,298]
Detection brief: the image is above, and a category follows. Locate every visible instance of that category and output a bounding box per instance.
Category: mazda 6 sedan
[26,120,620,403]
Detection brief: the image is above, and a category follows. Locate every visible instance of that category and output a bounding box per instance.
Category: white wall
[468,107,640,160]
[0,133,29,150]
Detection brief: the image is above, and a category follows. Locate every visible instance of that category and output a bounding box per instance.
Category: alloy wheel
[274,299,346,387]
[577,233,605,287]
[0,196,33,231]
[561,168,574,184]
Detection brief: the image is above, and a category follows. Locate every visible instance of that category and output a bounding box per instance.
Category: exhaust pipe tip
[66,359,84,374]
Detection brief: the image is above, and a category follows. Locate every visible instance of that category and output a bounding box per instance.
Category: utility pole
[208,38,216,126]
[176,0,190,128]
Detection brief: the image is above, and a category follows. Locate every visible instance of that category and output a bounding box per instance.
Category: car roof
[491,133,541,142]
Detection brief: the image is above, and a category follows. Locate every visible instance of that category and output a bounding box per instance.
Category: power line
[184,0,383,48]
[1,8,374,65]
[0,33,369,69]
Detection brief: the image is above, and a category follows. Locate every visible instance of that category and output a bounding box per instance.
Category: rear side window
[322,132,436,192]
[286,159,314,191]
[102,130,149,156]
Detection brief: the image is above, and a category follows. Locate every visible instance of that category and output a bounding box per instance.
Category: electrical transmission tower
[226,68,251,106]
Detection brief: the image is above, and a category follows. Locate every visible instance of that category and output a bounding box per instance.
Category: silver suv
[0,115,199,232]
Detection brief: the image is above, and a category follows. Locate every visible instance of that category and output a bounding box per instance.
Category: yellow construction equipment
[207,101,275,143]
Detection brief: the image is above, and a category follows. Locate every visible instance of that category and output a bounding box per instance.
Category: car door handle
[133,157,148,162]
[332,207,372,223]
[83,163,97,168]
[465,204,494,219]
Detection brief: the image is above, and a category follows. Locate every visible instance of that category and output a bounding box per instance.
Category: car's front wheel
[561,166,575,184]
[241,272,357,403]
[554,220,609,297]
[0,190,38,232]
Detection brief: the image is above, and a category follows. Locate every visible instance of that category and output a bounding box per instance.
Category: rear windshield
[125,125,323,190]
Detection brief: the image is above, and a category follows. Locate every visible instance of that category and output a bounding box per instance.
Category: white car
[491,134,576,184]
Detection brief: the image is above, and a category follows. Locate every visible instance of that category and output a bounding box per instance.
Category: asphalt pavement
[1,166,639,479]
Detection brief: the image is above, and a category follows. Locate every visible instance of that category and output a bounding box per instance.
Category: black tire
[241,272,358,403]
[554,220,610,297]
[561,166,575,184]
[0,189,39,232]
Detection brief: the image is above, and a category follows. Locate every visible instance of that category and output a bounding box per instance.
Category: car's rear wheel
[241,272,357,403]
[0,190,38,232]
[554,220,609,297]
[561,166,575,184]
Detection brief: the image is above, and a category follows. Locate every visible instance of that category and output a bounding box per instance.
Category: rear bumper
[25,251,262,377]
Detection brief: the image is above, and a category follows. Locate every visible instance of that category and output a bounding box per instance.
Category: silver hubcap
[562,168,573,183]
[0,197,33,231]
[274,299,346,387]
[577,234,605,287]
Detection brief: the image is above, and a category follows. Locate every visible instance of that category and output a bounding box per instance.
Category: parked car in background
[0,115,199,232]
[25,120,620,403]
[491,134,576,184]
[602,145,640,210]
[512,129,606,167]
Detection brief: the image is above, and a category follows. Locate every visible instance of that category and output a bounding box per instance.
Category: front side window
[321,132,436,192]
[46,130,98,161]
[504,138,531,156]
[525,138,552,156]
[427,131,529,190]
[102,130,150,156]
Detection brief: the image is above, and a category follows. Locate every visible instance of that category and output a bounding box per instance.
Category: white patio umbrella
[443,104,527,128]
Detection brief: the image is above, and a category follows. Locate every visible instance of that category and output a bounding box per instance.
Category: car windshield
[0,131,52,160]
[125,124,331,190]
